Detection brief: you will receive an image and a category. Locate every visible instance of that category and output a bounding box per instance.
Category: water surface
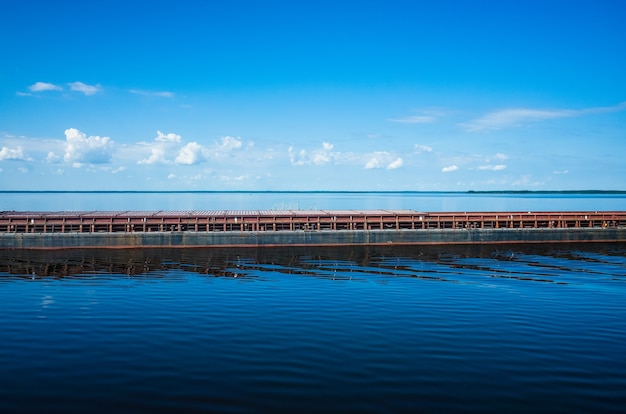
[2,191,625,211]
[1,244,625,413]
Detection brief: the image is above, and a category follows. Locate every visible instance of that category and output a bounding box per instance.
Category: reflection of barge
[1,210,625,249]
[1,244,621,279]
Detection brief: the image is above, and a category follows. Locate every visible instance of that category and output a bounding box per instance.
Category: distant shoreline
[2,190,626,195]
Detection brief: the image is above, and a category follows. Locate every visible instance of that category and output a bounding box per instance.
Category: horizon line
[2,190,626,194]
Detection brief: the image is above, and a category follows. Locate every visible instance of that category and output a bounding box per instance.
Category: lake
[0,192,625,413]
[1,190,626,212]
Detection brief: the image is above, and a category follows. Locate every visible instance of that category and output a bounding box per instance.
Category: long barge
[1,210,625,249]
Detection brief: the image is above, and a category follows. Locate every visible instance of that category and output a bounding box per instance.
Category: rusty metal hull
[2,228,625,250]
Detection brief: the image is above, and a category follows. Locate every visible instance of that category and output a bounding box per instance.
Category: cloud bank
[138,132,243,166]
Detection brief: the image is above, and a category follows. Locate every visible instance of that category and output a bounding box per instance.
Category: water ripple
[1,243,625,413]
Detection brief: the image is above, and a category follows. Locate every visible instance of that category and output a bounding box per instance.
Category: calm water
[1,192,625,412]
[2,190,626,211]
[1,244,625,413]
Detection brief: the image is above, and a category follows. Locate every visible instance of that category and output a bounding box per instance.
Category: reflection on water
[3,244,625,284]
[1,244,625,413]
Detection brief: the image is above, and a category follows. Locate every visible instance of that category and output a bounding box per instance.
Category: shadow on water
[1,243,625,282]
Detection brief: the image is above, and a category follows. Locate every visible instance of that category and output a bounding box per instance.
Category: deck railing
[1,211,625,234]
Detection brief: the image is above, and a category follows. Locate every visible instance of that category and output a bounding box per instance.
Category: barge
[1,210,625,249]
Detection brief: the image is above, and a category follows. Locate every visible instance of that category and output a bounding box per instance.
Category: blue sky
[1,0,625,191]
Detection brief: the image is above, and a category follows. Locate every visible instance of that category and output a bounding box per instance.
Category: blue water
[2,190,626,211]
[1,245,625,413]
[1,192,625,412]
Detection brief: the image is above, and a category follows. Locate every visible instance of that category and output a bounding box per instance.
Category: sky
[1,0,625,191]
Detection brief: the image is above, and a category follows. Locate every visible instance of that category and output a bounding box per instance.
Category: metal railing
[1,210,625,234]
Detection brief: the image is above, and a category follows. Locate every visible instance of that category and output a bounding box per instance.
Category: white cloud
[289,142,335,166]
[288,147,307,166]
[442,165,458,172]
[138,131,236,166]
[29,82,62,92]
[312,142,333,164]
[196,136,244,160]
[175,142,204,165]
[387,158,403,170]
[364,151,402,170]
[216,136,243,153]
[168,173,176,179]
[462,102,626,132]
[68,81,102,95]
[477,164,507,171]
[63,128,114,165]
[220,174,250,183]
[112,166,126,173]
[288,144,404,172]
[553,170,569,175]
[138,147,168,165]
[365,157,382,169]
[130,89,175,98]
[138,131,183,164]
[155,131,182,143]
[0,146,32,161]
[414,144,433,153]
[46,152,61,163]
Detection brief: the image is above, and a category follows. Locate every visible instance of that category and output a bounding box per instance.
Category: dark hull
[2,227,625,250]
